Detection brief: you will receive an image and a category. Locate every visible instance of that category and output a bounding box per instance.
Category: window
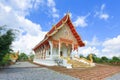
[60,51,63,56]
[49,51,51,55]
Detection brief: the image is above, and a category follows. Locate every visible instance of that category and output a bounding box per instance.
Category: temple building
[33,13,90,68]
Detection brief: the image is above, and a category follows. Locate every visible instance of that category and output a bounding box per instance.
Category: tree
[0,25,16,66]
[112,56,120,61]
[1,54,11,66]
[28,52,35,61]
[79,54,84,58]
[101,56,109,63]
[87,53,102,63]
[18,53,28,61]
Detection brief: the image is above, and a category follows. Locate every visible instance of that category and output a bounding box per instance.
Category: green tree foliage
[101,56,109,63]
[110,56,120,64]
[28,52,35,61]
[1,54,11,66]
[79,54,85,58]
[80,53,120,65]
[18,53,28,61]
[29,54,34,61]
[86,54,102,63]
[112,56,120,61]
[0,25,16,66]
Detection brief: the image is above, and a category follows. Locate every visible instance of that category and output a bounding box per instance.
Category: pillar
[58,40,61,57]
[49,41,53,59]
[72,43,74,51]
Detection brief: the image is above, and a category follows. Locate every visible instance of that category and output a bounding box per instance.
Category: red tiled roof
[33,14,85,50]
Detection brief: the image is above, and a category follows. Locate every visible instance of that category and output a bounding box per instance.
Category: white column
[58,40,61,57]
[41,49,43,59]
[46,50,48,58]
[72,43,74,51]
[51,43,53,58]
[49,41,53,59]
[43,48,45,59]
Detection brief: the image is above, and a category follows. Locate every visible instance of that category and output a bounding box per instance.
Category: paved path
[1,62,120,80]
[47,64,120,80]
[9,62,39,68]
[104,72,120,80]
[0,62,79,80]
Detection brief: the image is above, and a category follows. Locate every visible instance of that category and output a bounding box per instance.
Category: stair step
[68,60,91,68]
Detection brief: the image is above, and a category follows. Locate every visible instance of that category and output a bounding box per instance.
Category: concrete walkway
[1,62,120,80]
[104,72,120,80]
[9,62,39,68]
[0,62,79,80]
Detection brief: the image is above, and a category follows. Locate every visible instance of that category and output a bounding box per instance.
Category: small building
[33,13,85,67]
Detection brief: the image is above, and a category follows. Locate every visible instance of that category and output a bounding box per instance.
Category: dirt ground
[34,63,120,80]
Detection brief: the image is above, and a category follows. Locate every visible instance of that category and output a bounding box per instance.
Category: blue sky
[0,0,120,58]
[27,0,120,41]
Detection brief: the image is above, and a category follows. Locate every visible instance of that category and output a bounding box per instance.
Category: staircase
[67,59,91,68]
[61,56,95,68]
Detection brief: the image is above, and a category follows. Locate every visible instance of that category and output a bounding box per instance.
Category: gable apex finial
[66,10,71,17]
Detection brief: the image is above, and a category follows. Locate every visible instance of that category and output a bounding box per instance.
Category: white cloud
[94,4,109,20]
[102,35,120,58]
[78,37,101,57]
[78,46,100,57]
[1,0,34,16]
[77,36,103,58]
[47,0,55,7]
[99,13,109,20]
[78,35,120,58]
[101,4,105,10]
[86,36,101,46]
[0,0,47,54]
[73,16,87,27]
[47,0,59,18]
[12,32,46,54]
[33,0,44,9]
[73,13,90,27]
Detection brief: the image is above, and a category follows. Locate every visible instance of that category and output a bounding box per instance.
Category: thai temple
[33,13,95,68]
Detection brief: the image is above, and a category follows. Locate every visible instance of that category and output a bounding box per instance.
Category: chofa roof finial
[66,10,71,17]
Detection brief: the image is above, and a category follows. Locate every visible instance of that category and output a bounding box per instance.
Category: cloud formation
[79,35,120,58]
[0,0,47,54]
[73,16,87,27]
[95,4,109,20]
[47,0,59,18]
[78,37,100,57]
[73,13,90,27]
[102,35,120,57]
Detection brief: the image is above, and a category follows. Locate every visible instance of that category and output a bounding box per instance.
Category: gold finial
[66,10,70,16]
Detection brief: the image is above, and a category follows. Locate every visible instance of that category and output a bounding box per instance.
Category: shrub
[0,54,11,66]
[29,54,34,61]
[18,53,28,61]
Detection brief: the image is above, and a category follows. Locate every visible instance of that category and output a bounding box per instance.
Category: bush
[0,54,11,66]
[28,54,34,61]
[101,56,109,63]
[109,56,120,65]
[18,53,28,61]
